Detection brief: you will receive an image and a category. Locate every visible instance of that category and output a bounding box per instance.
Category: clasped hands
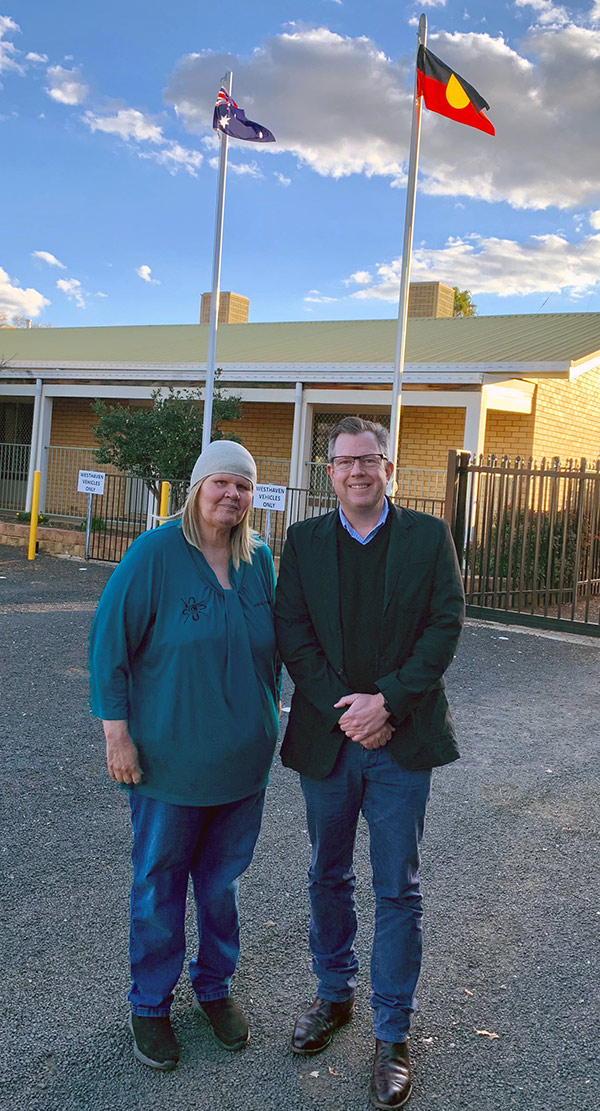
[334,692,393,750]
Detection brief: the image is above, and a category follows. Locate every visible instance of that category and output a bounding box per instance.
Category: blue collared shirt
[338,498,389,545]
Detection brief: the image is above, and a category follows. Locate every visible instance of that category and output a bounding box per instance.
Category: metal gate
[445,451,600,636]
[87,474,151,562]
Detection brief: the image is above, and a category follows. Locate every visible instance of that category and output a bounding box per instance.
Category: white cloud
[275,171,291,186]
[0,265,49,318]
[208,157,262,178]
[344,270,373,286]
[165,28,406,180]
[46,64,88,105]
[32,250,66,269]
[26,51,48,64]
[56,277,86,308]
[164,21,600,210]
[83,109,203,175]
[347,231,600,300]
[421,0,446,7]
[83,107,164,143]
[229,161,262,177]
[0,15,18,35]
[592,1,600,23]
[304,289,338,303]
[136,265,160,284]
[140,141,203,176]
[0,15,24,80]
[514,0,570,28]
[589,210,600,230]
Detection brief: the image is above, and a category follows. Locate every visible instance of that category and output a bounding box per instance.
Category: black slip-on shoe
[128,1012,179,1071]
[193,995,250,1050]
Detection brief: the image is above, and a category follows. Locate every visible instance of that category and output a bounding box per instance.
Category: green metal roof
[2,313,600,367]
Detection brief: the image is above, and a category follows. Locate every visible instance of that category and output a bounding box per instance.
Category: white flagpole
[389,14,427,490]
[202,71,233,450]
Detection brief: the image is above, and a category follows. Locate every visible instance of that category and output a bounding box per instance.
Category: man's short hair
[328,416,389,461]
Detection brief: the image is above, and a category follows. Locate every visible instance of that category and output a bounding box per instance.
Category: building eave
[0,358,572,386]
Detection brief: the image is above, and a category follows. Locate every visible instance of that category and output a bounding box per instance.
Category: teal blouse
[89,520,280,806]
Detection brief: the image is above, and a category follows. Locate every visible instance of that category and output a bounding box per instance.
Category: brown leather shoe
[369,1038,412,1109]
[290,996,354,1055]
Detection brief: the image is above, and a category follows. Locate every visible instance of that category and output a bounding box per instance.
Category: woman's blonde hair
[180,479,260,570]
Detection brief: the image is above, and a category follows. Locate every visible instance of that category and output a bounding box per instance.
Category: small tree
[453,287,477,317]
[0,312,52,328]
[92,372,243,509]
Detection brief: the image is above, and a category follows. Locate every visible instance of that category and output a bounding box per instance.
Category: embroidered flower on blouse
[181,596,206,623]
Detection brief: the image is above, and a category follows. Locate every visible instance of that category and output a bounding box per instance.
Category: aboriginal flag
[213,86,275,143]
[416,45,495,136]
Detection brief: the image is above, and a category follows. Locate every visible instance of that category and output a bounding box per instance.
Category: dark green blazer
[274,503,465,779]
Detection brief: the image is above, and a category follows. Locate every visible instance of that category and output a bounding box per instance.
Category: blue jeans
[128,789,266,1017]
[301,740,431,1042]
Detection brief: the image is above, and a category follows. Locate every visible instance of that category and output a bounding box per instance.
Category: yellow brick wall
[50,397,152,447]
[50,398,100,447]
[49,397,294,460]
[407,282,454,318]
[221,402,466,469]
[200,292,250,324]
[483,410,535,460]
[531,368,600,463]
[218,402,295,460]
[47,399,153,516]
[396,406,466,468]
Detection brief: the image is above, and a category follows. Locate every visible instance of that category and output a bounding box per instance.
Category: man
[275,416,465,1109]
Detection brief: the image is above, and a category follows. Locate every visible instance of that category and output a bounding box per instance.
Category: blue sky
[2,0,600,327]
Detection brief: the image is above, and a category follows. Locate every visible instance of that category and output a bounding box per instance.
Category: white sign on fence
[77,469,106,495]
[253,484,287,511]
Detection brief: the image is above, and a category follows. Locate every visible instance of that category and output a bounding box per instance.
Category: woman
[89,441,280,1071]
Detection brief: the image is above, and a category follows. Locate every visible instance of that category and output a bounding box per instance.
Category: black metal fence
[86,480,340,564]
[0,442,30,511]
[85,477,445,567]
[445,451,600,635]
[249,488,338,558]
[86,458,600,636]
[87,474,150,562]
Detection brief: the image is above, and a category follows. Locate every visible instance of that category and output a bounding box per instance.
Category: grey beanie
[190,440,257,490]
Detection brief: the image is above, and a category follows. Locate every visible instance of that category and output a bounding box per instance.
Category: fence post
[27,470,41,561]
[443,450,458,526]
[444,449,471,562]
[158,481,170,524]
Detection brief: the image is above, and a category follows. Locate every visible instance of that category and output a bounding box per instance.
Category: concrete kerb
[466,616,600,648]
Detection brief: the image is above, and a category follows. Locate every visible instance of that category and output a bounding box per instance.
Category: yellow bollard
[158,481,170,524]
[27,470,41,561]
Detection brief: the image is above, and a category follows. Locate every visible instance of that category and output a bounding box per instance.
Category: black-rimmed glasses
[329,454,387,472]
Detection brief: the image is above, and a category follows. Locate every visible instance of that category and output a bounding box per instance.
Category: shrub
[15,511,48,525]
[474,506,590,592]
[77,516,106,533]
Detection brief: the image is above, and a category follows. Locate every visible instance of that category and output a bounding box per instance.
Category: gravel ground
[1,544,599,1111]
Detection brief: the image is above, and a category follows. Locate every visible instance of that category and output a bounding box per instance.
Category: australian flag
[212,86,275,143]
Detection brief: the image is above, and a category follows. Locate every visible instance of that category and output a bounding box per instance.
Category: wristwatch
[382,698,395,720]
